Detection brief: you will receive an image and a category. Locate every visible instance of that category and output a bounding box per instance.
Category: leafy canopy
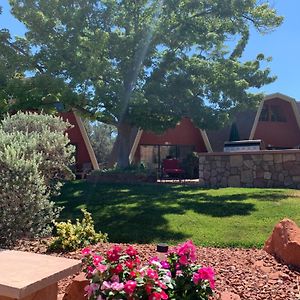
[3,0,282,131]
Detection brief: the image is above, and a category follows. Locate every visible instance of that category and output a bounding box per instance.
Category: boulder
[220,291,241,300]
[264,218,300,267]
[62,272,88,300]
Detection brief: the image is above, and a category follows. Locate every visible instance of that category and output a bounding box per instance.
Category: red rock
[268,271,282,280]
[264,218,300,268]
[62,273,88,300]
[220,291,241,300]
[253,260,264,268]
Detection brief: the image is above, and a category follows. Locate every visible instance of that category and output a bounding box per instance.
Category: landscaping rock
[264,218,300,267]
[13,239,300,300]
[63,273,88,300]
[220,291,241,300]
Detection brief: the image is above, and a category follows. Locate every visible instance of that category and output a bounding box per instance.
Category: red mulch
[13,239,300,300]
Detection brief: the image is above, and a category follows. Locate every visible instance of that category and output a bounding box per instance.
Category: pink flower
[124,280,137,295]
[113,264,123,274]
[149,257,159,264]
[93,254,104,266]
[101,281,111,290]
[157,280,167,289]
[148,290,168,300]
[149,292,162,300]
[160,261,170,269]
[193,272,201,285]
[111,274,120,282]
[179,255,188,265]
[125,260,134,269]
[126,245,138,257]
[111,282,124,291]
[176,240,197,262]
[81,247,91,256]
[97,264,107,273]
[147,268,158,279]
[86,265,94,277]
[160,290,169,299]
[130,270,137,278]
[193,267,215,289]
[84,283,100,297]
[107,245,122,261]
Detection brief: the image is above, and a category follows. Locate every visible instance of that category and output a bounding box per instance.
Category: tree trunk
[116,122,132,168]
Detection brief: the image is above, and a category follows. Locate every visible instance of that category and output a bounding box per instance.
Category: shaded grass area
[53,181,300,248]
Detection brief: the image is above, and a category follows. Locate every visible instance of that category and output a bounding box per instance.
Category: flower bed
[12,239,300,299]
[82,240,214,299]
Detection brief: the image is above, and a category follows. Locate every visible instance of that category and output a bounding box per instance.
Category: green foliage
[4,1,283,166]
[50,208,108,251]
[1,111,75,196]
[0,112,75,246]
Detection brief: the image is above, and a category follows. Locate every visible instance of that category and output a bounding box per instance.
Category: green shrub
[0,112,75,246]
[50,208,108,251]
[0,131,61,246]
[1,111,75,196]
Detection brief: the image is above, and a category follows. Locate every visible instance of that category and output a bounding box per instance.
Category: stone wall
[198,150,300,188]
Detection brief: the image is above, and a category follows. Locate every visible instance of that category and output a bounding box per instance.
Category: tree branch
[3,39,46,73]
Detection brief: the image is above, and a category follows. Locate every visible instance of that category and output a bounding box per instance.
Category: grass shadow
[53,182,293,244]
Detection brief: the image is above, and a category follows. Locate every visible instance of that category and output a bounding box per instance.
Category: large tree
[3,0,282,166]
[0,6,86,117]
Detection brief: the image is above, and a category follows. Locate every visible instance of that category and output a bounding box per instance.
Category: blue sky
[1,0,300,99]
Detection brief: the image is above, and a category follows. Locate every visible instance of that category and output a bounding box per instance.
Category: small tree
[0,112,75,246]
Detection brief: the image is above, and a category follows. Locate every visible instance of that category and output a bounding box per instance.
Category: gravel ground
[13,240,300,300]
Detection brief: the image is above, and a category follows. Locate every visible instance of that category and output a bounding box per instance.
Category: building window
[259,104,286,122]
[140,144,195,170]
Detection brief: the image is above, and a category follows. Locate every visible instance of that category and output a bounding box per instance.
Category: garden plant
[82,240,214,300]
[50,208,108,251]
[0,112,74,246]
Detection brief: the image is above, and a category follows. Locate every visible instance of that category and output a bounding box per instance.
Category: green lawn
[53,181,300,248]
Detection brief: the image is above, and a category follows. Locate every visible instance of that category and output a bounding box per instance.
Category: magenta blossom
[110,282,124,291]
[107,245,122,262]
[97,264,107,273]
[124,280,137,295]
[147,268,159,279]
[93,255,104,266]
[126,245,138,257]
[84,283,100,297]
[101,281,111,291]
[193,267,215,289]
[179,255,188,265]
[176,240,197,262]
[111,274,120,282]
[149,257,159,264]
[81,247,91,256]
[160,261,170,269]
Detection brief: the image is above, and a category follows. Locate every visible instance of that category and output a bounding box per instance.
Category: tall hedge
[0,112,75,246]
